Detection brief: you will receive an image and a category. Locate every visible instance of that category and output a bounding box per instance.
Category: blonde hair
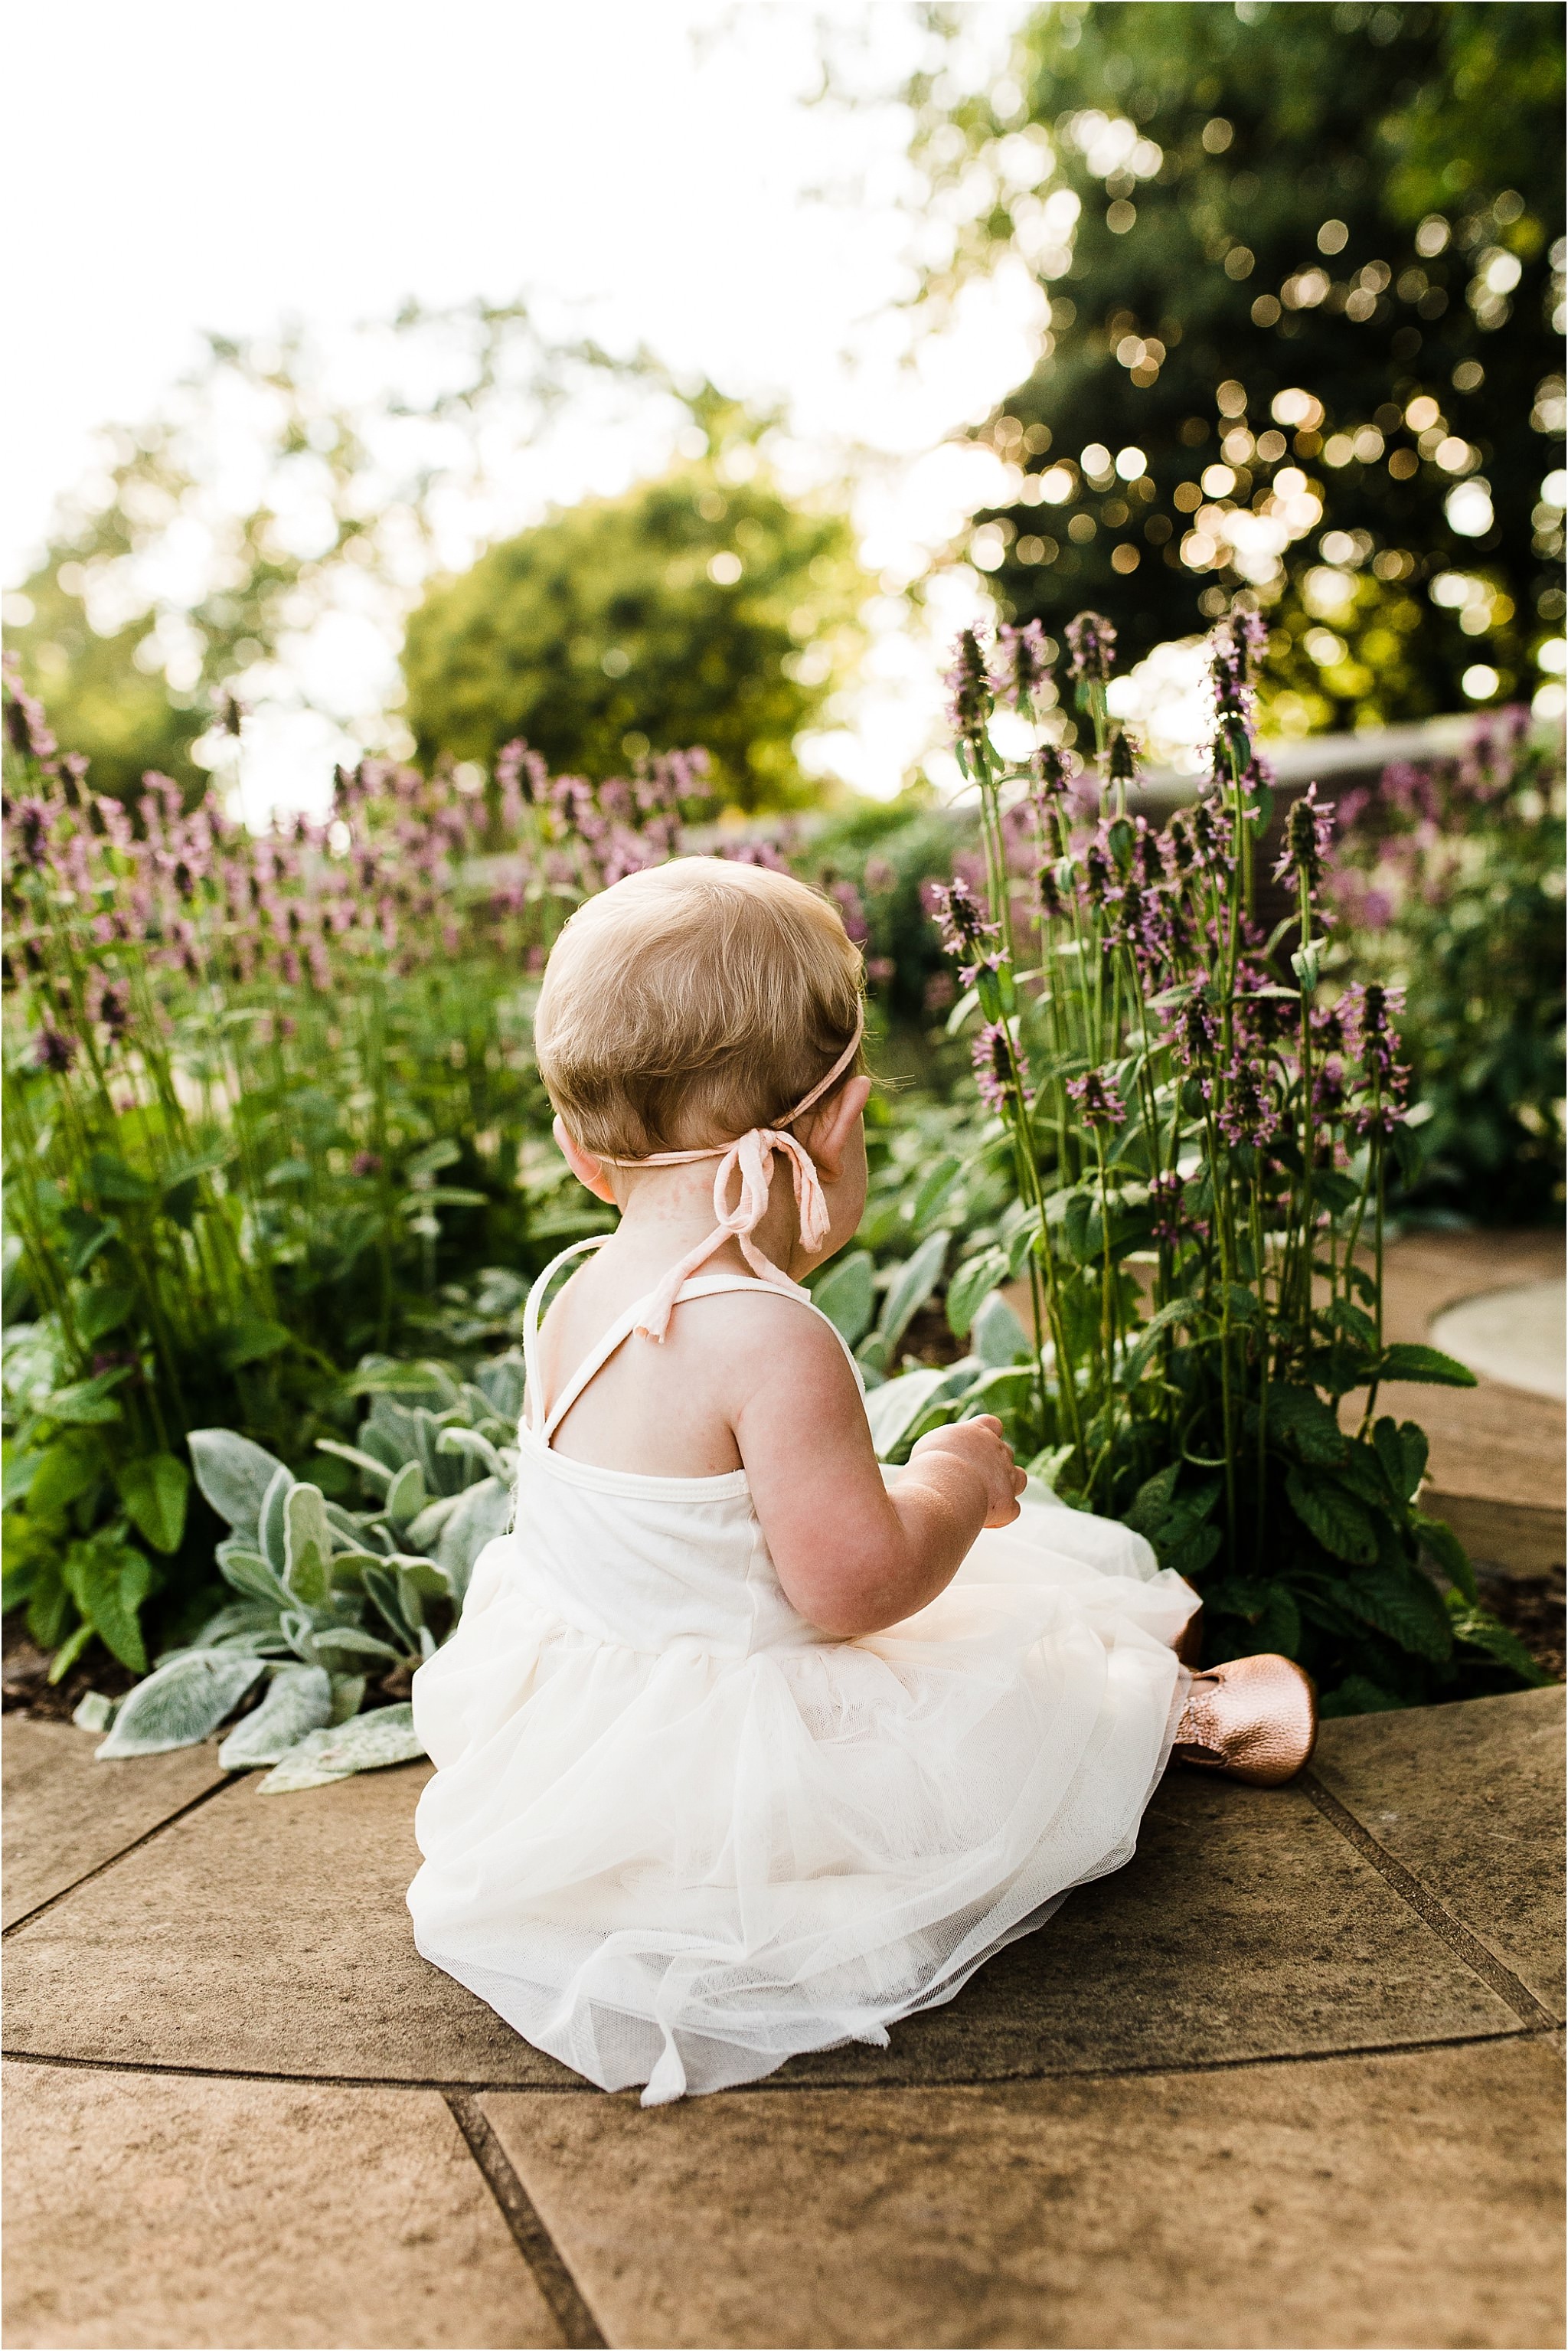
[535,858,864,1157]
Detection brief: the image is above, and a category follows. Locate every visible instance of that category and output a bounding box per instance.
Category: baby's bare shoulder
[684,1286,853,1385]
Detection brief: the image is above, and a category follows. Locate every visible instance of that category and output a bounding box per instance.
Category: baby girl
[408,857,1315,2105]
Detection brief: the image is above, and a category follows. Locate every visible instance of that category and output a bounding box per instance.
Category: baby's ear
[554,1115,619,1203]
[806,1074,872,1179]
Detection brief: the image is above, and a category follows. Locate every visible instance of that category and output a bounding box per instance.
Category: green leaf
[1447,1599,1552,1687]
[971,1290,1031,1367]
[1323,1297,1377,1348]
[406,1138,462,1182]
[24,1440,103,1520]
[219,1317,292,1370]
[384,1460,427,1526]
[47,1622,94,1682]
[1253,1586,1302,1656]
[1285,1467,1377,1565]
[1333,1444,1396,1509]
[85,1150,155,1205]
[946,1247,1010,1339]
[1123,1461,1180,1538]
[877,1229,950,1354]
[62,1210,114,1276]
[2,1445,41,1510]
[1121,1297,1201,1387]
[1266,1385,1348,1467]
[283,1483,332,1606]
[1414,1513,1478,1606]
[62,1540,155,1676]
[259,1464,294,1575]
[863,1366,959,1462]
[433,1476,513,1606]
[1395,1421,1429,1502]
[1063,1191,1096,1267]
[435,1427,505,1480]
[97,1650,266,1757]
[1343,1567,1453,1663]
[944,983,979,1035]
[312,1437,395,1489]
[1005,1220,1040,1280]
[42,1369,130,1426]
[256,1702,424,1793]
[1372,1415,1428,1503]
[75,1285,136,1344]
[810,1251,877,1347]
[160,1176,201,1228]
[1373,1343,1478,1389]
[188,1428,290,1539]
[217,1666,333,1768]
[1162,1522,1221,1578]
[115,1453,190,1555]
[310,1626,401,1671]
[910,1154,963,1235]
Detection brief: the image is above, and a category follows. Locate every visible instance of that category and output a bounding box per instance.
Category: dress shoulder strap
[521,1237,606,1435]
[527,1254,867,1449]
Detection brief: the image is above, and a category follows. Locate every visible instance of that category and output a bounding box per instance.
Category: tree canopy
[3,304,654,800]
[400,433,866,813]
[907,0,1565,729]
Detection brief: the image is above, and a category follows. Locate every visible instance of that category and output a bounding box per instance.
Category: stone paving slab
[1377,1229,1565,1525]
[2,1761,563,2086]
[1314,1686,1566,2021]
[2,1751,1522,2088]
[2,1690,1562,2349]
[2,1717,228,1930]
[1,2060,558,2351]
[482,2036,1565,2351]
[776,1764,1519,2086]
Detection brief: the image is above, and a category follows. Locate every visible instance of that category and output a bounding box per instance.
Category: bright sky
[6,0,1045,805]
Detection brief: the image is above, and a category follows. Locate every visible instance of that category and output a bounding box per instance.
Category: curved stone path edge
[3,1687,1563,2349]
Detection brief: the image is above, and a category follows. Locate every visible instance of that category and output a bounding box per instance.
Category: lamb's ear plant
[858,609,1549,1718]
[79,1352,521,1788]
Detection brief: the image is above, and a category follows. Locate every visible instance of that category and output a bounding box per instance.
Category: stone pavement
[3,1687,1563,2350]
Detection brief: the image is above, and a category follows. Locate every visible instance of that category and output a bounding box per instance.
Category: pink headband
[598,1006,865,1341]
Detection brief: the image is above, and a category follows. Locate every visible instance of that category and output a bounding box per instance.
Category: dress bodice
[482,1238,866,1658]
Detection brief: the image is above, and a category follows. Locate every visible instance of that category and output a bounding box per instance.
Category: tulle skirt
[408,1498,1197,2104]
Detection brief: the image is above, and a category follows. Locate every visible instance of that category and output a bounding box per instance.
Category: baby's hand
[910,1415,1027,1528]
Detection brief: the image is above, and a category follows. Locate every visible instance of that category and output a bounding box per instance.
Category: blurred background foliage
[7,3,1563,803]
[903,0,1565,731]
[401,396,868,813]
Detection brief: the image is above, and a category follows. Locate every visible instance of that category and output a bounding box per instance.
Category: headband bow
[597,1010,864,1342]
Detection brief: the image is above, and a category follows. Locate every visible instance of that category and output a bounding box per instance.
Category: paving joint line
[1,1772,236,1941]
[1300,1768,1557,2028]
[443,2090,606,2350]
[4,2022,1554,2098]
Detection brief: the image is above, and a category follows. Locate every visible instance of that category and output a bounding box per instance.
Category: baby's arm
[728,1300,1024,1638]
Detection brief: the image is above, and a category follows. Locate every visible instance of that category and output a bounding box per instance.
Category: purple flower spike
[972,1020,1027,1113]
[1065,610,1116,685]
[995,619,1050,713]
[4,679,57,763]
[1147,1169,1186,1242]
[32,1025,76,1073]
[930,874,1002,982]
[1067,1066,1125,1129]
[1273,782,1335,889]
[1217,1050,1279,1147]
[946,628,994,745]
[1029,742,1075,809]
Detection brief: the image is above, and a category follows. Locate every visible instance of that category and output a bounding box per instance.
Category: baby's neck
[607,1155,807,1284]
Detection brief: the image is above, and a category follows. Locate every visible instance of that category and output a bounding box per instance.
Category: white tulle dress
[408,1238,1198,2105]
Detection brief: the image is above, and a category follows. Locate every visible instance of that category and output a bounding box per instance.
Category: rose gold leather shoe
[1173,1653,1318,1787]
